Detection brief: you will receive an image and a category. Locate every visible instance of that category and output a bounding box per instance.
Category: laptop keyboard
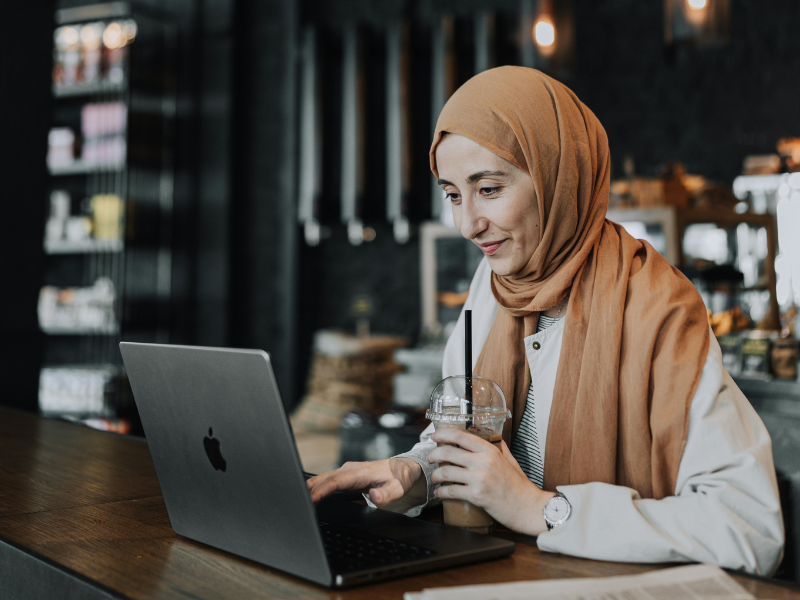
[319,521,438,573]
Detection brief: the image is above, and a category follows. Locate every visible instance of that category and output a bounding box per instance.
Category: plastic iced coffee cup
[426,375,510,534]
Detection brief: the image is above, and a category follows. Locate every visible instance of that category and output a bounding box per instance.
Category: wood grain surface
[0,408,797,599]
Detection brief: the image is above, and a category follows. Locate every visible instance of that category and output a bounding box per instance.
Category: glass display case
[733,173,800,312]
[607,207,780,329]
[40,3,176,432]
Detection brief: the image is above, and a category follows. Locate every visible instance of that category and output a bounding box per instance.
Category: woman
[307,66,783,575]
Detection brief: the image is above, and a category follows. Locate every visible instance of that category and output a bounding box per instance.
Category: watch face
[545,495,570,524]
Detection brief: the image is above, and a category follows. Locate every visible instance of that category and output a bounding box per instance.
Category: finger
[435,482,468,501]
[430,428,494,453]
[309,466,376,503]
[368,479,405,506]
[426,444,478,468]
[306,461,363,492]
[500,441,527,478]
[306,472,334,492]
[430,464,473,486]
[310,468,369,499]
[306,472,329,490]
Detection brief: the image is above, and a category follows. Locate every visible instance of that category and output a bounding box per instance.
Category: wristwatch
[543,492,571,530]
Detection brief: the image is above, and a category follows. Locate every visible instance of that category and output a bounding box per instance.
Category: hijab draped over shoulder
[429,66,709,499]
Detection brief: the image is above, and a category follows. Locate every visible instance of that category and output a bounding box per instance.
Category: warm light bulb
[103,22,123,50]
[534,18,555,48]
[80,24,101,51]
[56,26,80,50]
[687,0,707,9]
[122,21,137,44]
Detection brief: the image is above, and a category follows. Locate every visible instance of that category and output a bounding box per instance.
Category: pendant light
[665,0,730,46]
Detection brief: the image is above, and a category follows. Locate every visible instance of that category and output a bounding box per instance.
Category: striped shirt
[508,314,561,488]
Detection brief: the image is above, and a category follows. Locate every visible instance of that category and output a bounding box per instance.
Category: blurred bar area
[2,0,800,582]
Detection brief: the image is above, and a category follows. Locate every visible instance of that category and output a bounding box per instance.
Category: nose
[458,195,487,240]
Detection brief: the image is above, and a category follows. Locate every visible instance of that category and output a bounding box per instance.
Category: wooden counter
[0,408,797,599]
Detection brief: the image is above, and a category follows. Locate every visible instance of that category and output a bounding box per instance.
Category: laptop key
[319,521,437,573]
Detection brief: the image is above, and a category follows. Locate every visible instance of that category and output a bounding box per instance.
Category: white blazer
[388,257,784,576]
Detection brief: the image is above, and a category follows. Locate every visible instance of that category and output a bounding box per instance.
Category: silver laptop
[119,342,514,588]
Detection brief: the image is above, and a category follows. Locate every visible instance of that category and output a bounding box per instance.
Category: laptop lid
[119,342,333,587]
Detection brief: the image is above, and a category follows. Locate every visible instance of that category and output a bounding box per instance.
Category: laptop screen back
[120,342,332,586]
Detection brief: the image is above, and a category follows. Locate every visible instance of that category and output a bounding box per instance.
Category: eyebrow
[437,170,509,186]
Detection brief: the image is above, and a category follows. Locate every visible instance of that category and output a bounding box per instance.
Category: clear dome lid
[426,375,510,425]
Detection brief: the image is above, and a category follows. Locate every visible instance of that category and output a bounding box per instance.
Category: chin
[486,255,519,277]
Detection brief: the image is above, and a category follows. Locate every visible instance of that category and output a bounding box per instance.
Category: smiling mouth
[478,240,506,256]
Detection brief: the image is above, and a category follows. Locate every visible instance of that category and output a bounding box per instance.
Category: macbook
[119,342,514,588]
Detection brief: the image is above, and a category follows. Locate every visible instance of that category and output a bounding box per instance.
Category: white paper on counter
[403,564,756,600]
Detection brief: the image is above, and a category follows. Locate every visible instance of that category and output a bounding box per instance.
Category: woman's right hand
[306,458,423,506]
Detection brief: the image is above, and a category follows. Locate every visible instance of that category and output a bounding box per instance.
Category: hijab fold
[430,67,709,499]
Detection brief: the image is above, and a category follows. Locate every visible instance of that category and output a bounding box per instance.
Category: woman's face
[435,133,540,277]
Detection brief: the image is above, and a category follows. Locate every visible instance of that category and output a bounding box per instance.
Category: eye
[444,191,461,203]
[480,187,500,195]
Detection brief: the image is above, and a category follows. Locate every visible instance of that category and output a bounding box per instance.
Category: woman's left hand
[427,428,555,536]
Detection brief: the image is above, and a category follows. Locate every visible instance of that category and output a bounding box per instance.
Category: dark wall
[569,0,800,182]
[142,0,234,350]
[296,224,421,399]
[228,0,299,409]
[0,0,54,411]
[191,0,234,348]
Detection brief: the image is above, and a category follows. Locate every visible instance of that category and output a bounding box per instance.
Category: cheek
[503,207,536,245]
[506,208,539,259]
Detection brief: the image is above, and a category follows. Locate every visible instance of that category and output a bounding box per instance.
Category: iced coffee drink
[426,375,510,534]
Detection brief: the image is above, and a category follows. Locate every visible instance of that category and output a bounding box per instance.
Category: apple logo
[203,427,227,472]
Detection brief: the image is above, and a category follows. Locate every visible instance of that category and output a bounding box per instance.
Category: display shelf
[732,173,787,197]
[53,81,125,98]
[740,284,771,292]
[56,2,131,24]
[41,2,176,425]
[44,239,124,254]
[607,205,781,329]
[48,160,125,176]
[607,207,680,265]
[41,324,119,335]
[40,362,121,372]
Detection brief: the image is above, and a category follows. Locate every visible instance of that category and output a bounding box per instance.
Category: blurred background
[2,0,800,581]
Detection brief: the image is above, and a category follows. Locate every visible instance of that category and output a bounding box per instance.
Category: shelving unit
[44,238,123,254]
[40,3,176,433]
[607,206,780,329]
[53,81,125,98]
[48,160,125,176]
[41,325,120,336]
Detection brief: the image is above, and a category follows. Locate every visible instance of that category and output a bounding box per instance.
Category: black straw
[465,310,473,420]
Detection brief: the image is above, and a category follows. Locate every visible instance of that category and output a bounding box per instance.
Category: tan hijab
[430,67,709,499]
